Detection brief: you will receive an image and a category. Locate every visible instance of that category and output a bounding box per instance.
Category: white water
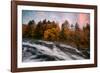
[22,40,86,62]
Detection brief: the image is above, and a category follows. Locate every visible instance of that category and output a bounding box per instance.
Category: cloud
[77,13,90,28]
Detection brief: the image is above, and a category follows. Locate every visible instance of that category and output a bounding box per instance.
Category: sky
[22,10,90,29]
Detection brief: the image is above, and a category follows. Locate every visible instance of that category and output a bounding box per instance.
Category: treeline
[22,19,90,50]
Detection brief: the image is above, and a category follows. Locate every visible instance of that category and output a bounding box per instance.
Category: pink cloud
[77,13,90,28]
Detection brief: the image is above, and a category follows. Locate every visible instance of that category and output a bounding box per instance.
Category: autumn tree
[44,27,60,41]
[82,23,90,48]
[22,24,30,38]
[34,21,43,39]
[59,20,70,42]
[28,20,36,38]
[34,19,48,39]
[44,21,60,41]
[73,22,81,49]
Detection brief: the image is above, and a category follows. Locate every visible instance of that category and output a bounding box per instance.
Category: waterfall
[22,39,88,62]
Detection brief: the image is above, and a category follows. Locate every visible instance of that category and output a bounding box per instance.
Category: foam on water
[22,40,86,62]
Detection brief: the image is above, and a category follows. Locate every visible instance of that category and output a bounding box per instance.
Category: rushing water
[22,39,89,62]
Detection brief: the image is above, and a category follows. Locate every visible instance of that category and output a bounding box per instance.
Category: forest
[22,19,90,51]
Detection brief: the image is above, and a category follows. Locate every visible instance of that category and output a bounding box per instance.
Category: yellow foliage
[44,28,59,41]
